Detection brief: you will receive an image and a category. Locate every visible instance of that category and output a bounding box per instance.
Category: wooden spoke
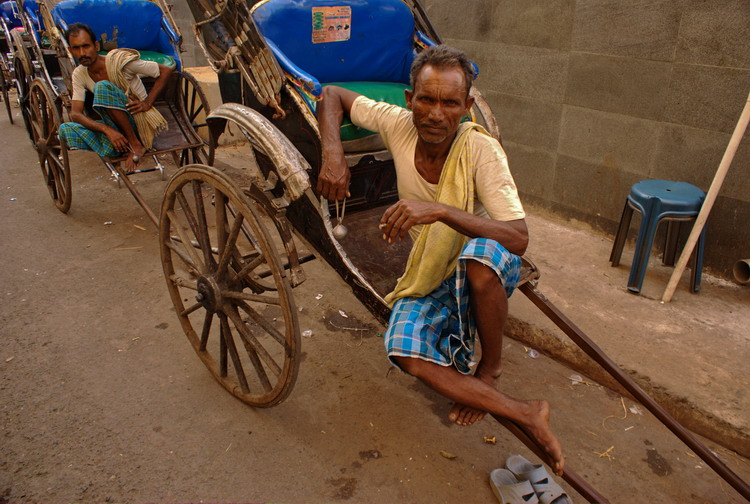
[167,209,206,273]
[199,311,213,352]
[222,290,280,305]
[225,307,282,378]
[180,302,203,317]
[169,275,198,290]
[216,212,244,278]
[218,312,229,378]
[239,332,273,394]
[215,191,228,255]
[220,309,251,394]
[175,189,209,263]
[165,241,201,276]
[230,253,265,283]
[192,180,215,269]
[180,71,210,142]
[236,299,287,349]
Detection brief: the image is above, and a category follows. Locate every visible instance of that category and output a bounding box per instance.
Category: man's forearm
[318,87,346,155]
[145,70,171,107]
[70,110,111,134]
[438,205,529,256]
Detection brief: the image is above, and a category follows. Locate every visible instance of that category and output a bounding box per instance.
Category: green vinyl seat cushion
[98,49,176,69]
[324,81,410,141]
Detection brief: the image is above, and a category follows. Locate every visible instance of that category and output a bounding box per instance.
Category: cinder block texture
[676,0,750,69]
[571,0,682,61]
[448,39,569,102]
[503,141,556,200]
[489,0,575,50]
[421,0,493,42]
[652,124,750,203]
[553,154,643,222]
[565,53,671,121]
[558,106,659,177]
[706,196,750,277]
[489,91,563,151]
[664,64,750,134]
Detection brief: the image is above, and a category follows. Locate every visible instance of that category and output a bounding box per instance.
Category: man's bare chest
[413,152,445,185]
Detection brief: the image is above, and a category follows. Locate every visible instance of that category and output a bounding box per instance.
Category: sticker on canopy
[312,6,351,43]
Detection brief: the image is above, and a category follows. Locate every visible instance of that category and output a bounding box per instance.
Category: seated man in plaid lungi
[317,45,564,474]
[58,23,172,172]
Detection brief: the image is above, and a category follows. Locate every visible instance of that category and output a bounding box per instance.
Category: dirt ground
[1,101,749,503]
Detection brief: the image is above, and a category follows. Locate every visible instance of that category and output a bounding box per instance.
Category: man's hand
[380,199,443,243]
[126,97,152,115]
[104,125,129,153]
[316,149,350,201]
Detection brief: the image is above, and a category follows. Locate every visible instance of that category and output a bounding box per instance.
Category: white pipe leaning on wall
[733,259,750,284]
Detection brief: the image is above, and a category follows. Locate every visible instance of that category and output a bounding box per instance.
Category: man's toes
[448,404,461,423]
[454,407,468,425]
[471,410,486,424]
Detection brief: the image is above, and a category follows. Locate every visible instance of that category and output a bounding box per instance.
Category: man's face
[67,31,99,67]
[405,64,474,145]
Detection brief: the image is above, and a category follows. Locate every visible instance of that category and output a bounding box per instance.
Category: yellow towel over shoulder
[105,48,168,150]
[384,122,493,307]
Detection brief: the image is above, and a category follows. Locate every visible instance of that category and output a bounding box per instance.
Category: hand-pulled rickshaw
[14,0,210,213]
[16,0,749,501]
[0,0,26,123]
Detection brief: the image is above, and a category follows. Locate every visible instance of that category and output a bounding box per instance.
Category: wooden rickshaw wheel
[159,164,301,407]
[0,62,13,125]
[179,70,211,145]
[28,78,71,213]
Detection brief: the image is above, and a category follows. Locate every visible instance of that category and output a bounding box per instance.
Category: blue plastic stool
[609,180,706,294]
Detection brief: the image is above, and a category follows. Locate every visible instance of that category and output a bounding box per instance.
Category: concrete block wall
[422,0,750,279]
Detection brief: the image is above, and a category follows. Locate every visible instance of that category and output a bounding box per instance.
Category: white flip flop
[506,455,573,504]
[489,468,540,504]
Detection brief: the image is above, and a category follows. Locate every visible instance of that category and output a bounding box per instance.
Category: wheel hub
[196,275,222,313]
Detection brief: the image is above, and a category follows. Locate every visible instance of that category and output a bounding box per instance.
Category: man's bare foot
[448,370,499,426]
[522,400,565,476]
[125,144,146,173]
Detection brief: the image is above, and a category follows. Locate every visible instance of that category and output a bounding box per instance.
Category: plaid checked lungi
[58,81,136,158]
[384,238,522,375]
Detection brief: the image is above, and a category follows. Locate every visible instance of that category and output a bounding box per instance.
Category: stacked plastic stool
[609,179,706,294]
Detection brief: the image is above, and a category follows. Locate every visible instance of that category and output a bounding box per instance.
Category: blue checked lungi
[58,80,136,158]
[384,238,522,375]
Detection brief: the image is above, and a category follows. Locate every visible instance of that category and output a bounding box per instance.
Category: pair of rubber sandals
[490,455,572,504]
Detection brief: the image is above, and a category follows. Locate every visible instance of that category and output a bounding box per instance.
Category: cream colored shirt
[71,57,160,102]
[350,96,525,240]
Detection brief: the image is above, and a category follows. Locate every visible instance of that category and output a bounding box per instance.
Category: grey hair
[409,44,474,96]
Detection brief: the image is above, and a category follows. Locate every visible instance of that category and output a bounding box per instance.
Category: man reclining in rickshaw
[318,44,564,475]
[58,22,172,172]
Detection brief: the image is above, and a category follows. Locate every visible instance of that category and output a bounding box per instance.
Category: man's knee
[392,356,427,378]
[466,259,503,294]
[58,122,80,142]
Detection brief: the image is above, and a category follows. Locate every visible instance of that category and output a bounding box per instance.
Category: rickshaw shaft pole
[490,414,610,504]
[519,283,750,501]
[111,164,160,229]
